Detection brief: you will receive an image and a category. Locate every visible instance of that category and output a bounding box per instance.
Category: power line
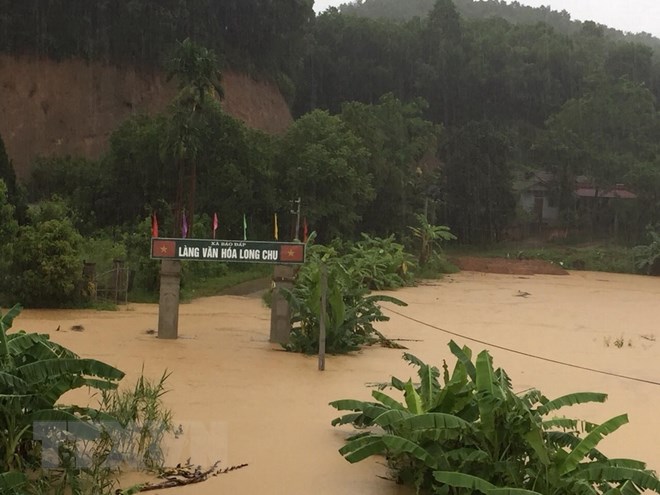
[383,306,660,387]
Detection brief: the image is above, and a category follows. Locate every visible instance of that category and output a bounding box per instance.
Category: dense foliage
[331,341,660,494]
[337,0,660,53]
[292,1,660,242]
[0,0,313,78]
[7,200,84,307]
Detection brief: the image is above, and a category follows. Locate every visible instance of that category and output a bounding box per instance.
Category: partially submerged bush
[282,238,407,354]
[331,341,660,494]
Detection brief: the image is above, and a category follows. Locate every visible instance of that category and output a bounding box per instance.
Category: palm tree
[163,38,224,238]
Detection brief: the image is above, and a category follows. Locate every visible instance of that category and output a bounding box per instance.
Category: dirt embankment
[0,54,293,179]
[452,256,569,275]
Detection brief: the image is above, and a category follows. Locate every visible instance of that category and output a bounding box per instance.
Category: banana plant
[281,245,407,354]
[330,341,660,495]
[409,213,456,265]
[0,304,125,472]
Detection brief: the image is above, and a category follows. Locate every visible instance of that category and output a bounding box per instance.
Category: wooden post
[318,264,327,371]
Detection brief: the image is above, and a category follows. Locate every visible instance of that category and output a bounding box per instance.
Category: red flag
[303,217,308,242]
[212,212,218,239]
[279,244,304,263]
[152,239,175,258]
[151,212,158,238]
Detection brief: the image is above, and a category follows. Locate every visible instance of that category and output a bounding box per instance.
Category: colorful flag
[152,239,175,258]
[303,217,308,242]
[279,244,304,263]
[212,212,218,239]
[151,212,158,238]
[182,211,188,238]
[243,213,247,241]
[274,213,279,240]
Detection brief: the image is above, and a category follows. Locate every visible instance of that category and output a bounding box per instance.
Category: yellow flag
[274,213,279,240]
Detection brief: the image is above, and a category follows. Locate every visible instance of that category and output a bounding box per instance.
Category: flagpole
[292,197,301,241]
[243,213,247,241]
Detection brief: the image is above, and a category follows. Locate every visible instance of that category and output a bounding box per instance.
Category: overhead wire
[382,306,660,387]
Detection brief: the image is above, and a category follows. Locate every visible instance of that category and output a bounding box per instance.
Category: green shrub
[8,217,84,307]
[345,233,417,290]
[633,225,660,275]
[331,341,660,494]
[415,253,460,279]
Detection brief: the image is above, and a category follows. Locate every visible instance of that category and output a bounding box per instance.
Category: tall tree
[0,134,26,223]
[421,0,466,126]
[164,38,224,238]
[0,180,18,292]
[443,121,515,244]
[340,94,441,236]
[275,110,373,240]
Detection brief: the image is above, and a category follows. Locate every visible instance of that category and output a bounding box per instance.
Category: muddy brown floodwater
[10,270,660,495]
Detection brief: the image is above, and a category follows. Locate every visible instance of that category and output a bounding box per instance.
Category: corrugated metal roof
[574,187,637,199]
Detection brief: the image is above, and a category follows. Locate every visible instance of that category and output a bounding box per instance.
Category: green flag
[243,213,247,240]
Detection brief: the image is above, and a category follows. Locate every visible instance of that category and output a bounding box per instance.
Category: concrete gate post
[269,265,296,344]
[158,260,182,339]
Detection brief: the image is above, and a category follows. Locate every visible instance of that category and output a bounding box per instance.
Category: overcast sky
[312,1,660,38]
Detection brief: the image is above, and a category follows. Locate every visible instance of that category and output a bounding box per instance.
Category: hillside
[338,0,660,53]
[0,54,293,179]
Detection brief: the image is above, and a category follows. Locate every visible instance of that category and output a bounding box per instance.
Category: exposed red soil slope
[0,54,293,179]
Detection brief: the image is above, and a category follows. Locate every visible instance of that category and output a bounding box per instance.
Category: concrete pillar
[269,265,296,344]
[158,260,182,339]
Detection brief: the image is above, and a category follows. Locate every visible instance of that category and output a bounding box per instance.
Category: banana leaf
[373,409,413,428]
[434,471,496,493]
[404,380,424,414]
[371,390,405,410]
[398,412,472,433]
[560,414,629,475]
[0,371,28,393]
[488,489,545,495]
[543,417,598,433]
[575,466,660,491]
[381,434,438,468]
[448,340,476,382]
[537,392,608,416]
[16,358,125,385]
[0,471,26,491]
[0,304,23,334]
[339,435,386,463]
